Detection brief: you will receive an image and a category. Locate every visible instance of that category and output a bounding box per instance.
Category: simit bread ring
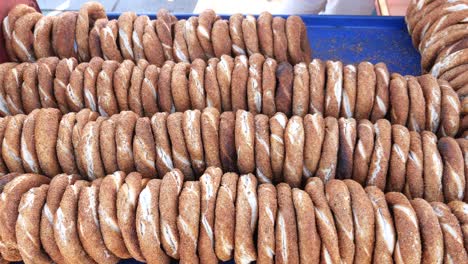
[325,60,343,118]
[270,112,287,183]
[128,60,149,116]
[100,20,123,62]
[205,58,221,110]
[37,57,58,109]
[419,74,442,132]
[303,113,325,179]
[272,16,288,63]
[2,114,26,173]
[117,12,137,60]
[257,12,274,58]
[438,137,465,202]
[247,54,265,114]
[286,16,312,64]
[77,178,119,264]
[98,172,131,259]
[309,59,326,114]
[115,111,137,173]
[438,80,461,137]
[159,169,184,259]
[235,110,255,174]
[231,55,249,111]
[387,125,411,192]
[171,62,191,112]
[212,19,232,58]
[83,57,104,112]
[219,112,237,172]
[197,9,216,58]
[99,116,118,174]
[341,64,357,118]
[283,116,305,188]
[12,12,42,62]
[167,112,194,179]
[214,172,239,261]
[440,63,468,83]
[157,61,175,112]
[390,73,409,126]
[407,75,426,132]
[337,117,357,180]
[234,174,258,264]
[182,110,206,176]
[136,179,170,264]
[2,4,37,61]
[151,113,174,177]
[262,58,277,116]
[242,15,260,56]
[229,14,246,56]
[275,61,294,116]
[177,181,201,263]
[76,2,106,61]
[21,64,40,114]
[257,183,277,264]
[201,107,221,168]
[316,117,339,183]
[173,19,190,63]
[422,131,444,202]
[78,119,105,180]
[0,63,17,116]
[448,200,468,249]
[133,117,157,178]
[155,9,176,61]
[370,62,390,122]
[0,118,11,175]
[54,58,78,113]
[254,114,273,184]
[113,59,135,111]
[142,21,165,67]
[352,119,375,185]
[20,109,41,174]
[185,17,206,61]
[326,180,355,263]
[97,60,119,116]
[141,65,160,116]
[404,131,425,199]
[4,63,28,114]
[52,12,78,59]
[366,119,392,190]
[292,62,310,117]
[431,48,468,80]
[189,59,207,110]
[355,62,376,120]
[89,18,108,59]
[275,183,300,263]
[132,16,149,61]
[198,167,222,263]
[456,138,468,202]
[66,62,87,112]
[217,55,234,111]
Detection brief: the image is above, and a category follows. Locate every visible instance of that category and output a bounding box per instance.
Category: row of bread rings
[0,107,466,203]
[0,55,463,136]
[0,168,467,263]
[405,0,468,82]
[2,2,311,65]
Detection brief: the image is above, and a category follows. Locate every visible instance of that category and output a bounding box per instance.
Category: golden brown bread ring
[201,107,221,168]
[406,0,447,35]
[155,9,176,61]
[128,60,149,117]
[234,174,258,264]
[275,183,300,263]
[257,12,274,58]
[133,117,156,178]
[365,186,395,264]
[20,110,41,174]
[387,124,410,192]
[177,181,200,263]
[0,118,11,175]
[438,80,461,137]
[284,116,304,188]
[115,111,137,173]
[11,12,42,62]
[189,59,207,110]
[205,58,221,111]
[422,131,444,202]
[182,110,206,177]
[100,20,123,62]
[167,112,194,179]
[113,59,134,112]
[411,198,444,264]
[272,17,288,63]
[431,48,468,78]
[66,62,87,112]
[78,178,119,264]
[83,57,103,112]
[229,14,246,56]
[275,61,294,116]
[254,114,273,184]
[270,112,287,183]
[78,119,105,180]
[440,63,468,83]
[198,167,222,263]
[419,74,442,133]
[448,200,468,250]
[407,75,426,132]
[97,60,119,116]
[370,62,390,122]
[262,58,277,116]
[15,184,51,263]
[136,179,170,264]
[0,174,50,261]
[158,61,175,113]
[257,183,277,264]
[337,117,357,180]
[2,4,37,62]
[159,169,184,259]
[98,172,131,259]
[292,62,309,117]
[366,119,392,190]
[404,131,425,199]
[52,12,78,60]
[341,64,357,118]
[0,63,17,116]
[326,180,355,263]
[40,174,80,264]
[214,172,239,261]
[438,137,465,202]
[151,113,174,177]
[72,109,98,177]
[117,12,137,60]
[217,55,234,111]
[242,15,260,56]
[231,55,249,111]
[173,19,190,63]
[185,17,206,61]
[235,110,255,174]
[316,117,339,183]
[305,177,341,263]
[171,62,191,112]
[325,60,343,118]
[131,15,149,61]
[431,202,468,263]
[89,18,108,59]
[389,73,409,126]
[247,54,265,114]
[141,65,160,116]
[2,114,26,173]
[308,59,325,115]
[142,21,165,67]
[212,19,232,58]
[433,37,468,72]
[197,9,216,58]
[76,2,106,61]
[219,111,237,172]
[303,113,325,179]
[352,119,375,185]
[4,63,28,115]
[456,138,468,202]
[21,63,40,114]
[286,16,312,64]
[116,172,146,262]
[355,61,376,120]
[448,69,468,90]
[54,58,78,113]
[99,116,118,175]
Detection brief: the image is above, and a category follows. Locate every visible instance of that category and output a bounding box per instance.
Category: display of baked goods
[1,3,311,65]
